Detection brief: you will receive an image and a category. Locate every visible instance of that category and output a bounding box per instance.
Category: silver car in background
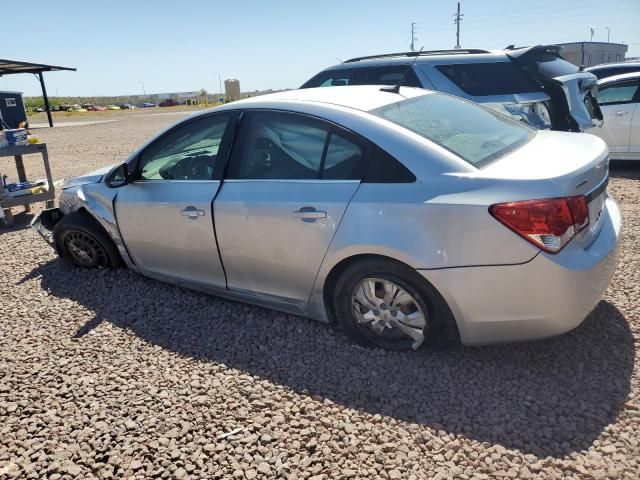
[32,86,621,351]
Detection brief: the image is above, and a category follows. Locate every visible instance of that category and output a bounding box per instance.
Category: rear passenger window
[228,112,366,181]
[231,112,326,179]
[434,62,539,96]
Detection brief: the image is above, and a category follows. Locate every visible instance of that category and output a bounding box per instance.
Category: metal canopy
[0,58,76,127]
[0,58,76,76]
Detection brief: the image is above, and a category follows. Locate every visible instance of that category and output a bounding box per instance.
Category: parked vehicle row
[32,85,621,351]
[32,103,160,113]
[301,45,603,133]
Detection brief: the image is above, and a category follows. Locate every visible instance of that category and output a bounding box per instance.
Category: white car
[589,72,640,161]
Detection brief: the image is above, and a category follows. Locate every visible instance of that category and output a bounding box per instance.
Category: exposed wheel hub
[63,231,108,268]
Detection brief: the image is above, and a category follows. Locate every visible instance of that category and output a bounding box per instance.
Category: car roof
[213,85,433,113]
[322,50,509,70]
[586,61,640,71]
[597,71,640,85]
[315,45,564,72]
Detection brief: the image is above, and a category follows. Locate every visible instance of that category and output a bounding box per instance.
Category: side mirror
[105,163,130,188]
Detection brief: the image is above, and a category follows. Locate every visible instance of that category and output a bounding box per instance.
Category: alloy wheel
[352,277,428,350]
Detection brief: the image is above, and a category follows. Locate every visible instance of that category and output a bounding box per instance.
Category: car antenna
[380,47,423,95]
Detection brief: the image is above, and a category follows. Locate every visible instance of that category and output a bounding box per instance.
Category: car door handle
[614,111,629,116]
[180,206,205,218]
[292,207,327,219]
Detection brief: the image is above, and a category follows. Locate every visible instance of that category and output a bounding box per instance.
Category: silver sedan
[32,86,621,350]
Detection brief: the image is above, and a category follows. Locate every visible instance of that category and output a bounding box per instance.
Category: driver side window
[138,113,232,181]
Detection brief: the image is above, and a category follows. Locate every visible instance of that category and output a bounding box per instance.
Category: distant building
[224,79,241,102]
[558,41,628,67]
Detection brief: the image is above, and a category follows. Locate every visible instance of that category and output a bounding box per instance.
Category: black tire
[332,258,456,351]
[52,211,123,269]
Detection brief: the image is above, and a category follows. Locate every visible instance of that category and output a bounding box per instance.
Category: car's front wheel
[332,258,452,351]
[53,212,123,269]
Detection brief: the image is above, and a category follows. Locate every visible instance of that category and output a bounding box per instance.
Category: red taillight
[490,196,589,253]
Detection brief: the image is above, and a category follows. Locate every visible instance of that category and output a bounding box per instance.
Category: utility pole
[214,72,223,100]
[589,25,595,42]
[138,81,146,95]
[605,26,611,43]
[410,22,417,52]
[453,2,463,49]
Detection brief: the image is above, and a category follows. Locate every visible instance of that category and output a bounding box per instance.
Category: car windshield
[370,93,534,168]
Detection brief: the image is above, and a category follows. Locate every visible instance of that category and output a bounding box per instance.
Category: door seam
[305,181,363,304]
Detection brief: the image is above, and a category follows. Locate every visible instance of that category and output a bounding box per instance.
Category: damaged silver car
[32,86,620,351]
[301,44,602,132]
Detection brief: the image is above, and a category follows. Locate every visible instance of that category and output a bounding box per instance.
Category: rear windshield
[370,93,534,168]
[301,65,422,89]
[434,62,539,95]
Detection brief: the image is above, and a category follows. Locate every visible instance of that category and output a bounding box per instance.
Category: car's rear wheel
[53,211,123,269]
[332,258,453,351]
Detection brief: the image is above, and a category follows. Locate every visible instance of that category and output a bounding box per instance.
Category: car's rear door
[114,112,236,286]
[214,110,366,304]
[591,79,640,156]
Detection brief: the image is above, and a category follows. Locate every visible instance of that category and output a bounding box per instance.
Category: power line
[460,6,639,33]
[417,1,635,33]
[463,0,627,21]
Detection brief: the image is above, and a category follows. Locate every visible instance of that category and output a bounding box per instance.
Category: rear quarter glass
[434,62,539,96]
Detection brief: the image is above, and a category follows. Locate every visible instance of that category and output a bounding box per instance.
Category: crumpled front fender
[58,183,134,267]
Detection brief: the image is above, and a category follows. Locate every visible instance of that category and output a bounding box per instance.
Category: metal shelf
[0,143,48,158]
[0,143,55,227]
[1,191,55,208]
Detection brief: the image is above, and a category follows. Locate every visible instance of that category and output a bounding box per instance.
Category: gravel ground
[1,116,639,479]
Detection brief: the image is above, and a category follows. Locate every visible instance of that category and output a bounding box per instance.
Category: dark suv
[302,45,602,132]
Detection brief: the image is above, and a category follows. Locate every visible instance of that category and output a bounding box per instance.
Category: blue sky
[1,0,639,97]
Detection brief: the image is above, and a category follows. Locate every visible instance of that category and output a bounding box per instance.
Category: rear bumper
[420,196,622,345]
[30,208,63,250]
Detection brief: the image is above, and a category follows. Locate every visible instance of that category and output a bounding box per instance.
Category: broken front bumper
[30,208,63,250]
